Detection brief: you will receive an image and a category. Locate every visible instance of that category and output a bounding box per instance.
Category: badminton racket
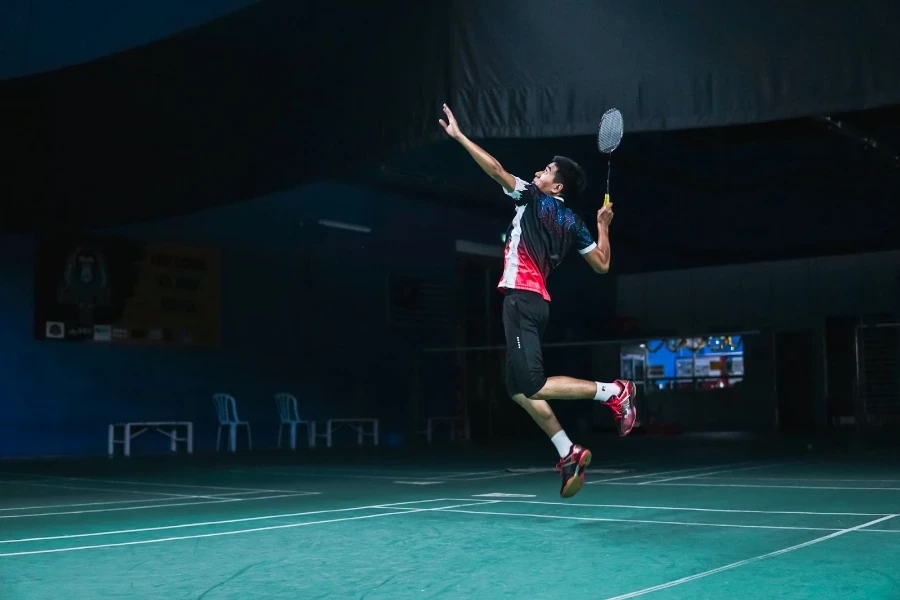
[597,108,623,207]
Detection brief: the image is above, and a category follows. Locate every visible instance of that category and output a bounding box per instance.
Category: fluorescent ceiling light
[317,219,372,233]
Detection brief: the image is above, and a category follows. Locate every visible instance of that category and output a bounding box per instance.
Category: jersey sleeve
[501,176,542,206]
[571,215,597,255]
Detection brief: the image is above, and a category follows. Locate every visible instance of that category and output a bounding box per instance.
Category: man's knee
[523,374,547,399]
[511,392,529,406]
[509,375,547,403]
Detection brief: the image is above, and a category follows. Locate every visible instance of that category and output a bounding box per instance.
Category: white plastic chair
[213,393,252,453]
[275,393,315,450]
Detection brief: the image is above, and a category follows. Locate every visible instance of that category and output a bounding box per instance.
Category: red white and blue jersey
[498,176,597,301]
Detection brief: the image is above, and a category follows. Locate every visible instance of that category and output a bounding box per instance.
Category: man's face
[533,162,563,197]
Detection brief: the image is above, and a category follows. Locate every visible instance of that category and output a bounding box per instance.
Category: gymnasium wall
[616,251,900,334]
[615,251,900,431]
[0,182,509,458]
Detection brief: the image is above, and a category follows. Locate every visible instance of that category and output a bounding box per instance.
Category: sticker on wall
[45,321,65,339]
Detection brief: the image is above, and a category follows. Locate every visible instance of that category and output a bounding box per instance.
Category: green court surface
[1,449,899,599]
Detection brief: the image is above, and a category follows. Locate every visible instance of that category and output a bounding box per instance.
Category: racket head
[597,108,623,154]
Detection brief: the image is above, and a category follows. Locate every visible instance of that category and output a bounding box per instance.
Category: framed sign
[34,232,221,347]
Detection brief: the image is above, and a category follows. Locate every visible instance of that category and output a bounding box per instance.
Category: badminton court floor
[1,454,898,599]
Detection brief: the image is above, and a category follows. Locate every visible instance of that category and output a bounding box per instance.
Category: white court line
[0,480,221,500]
[0,498,462,545]
[0,490,318,513]
[373,501,500,511]
[0,500,493,557]
[436,462,649,483]
[688,476,900,484]
[0,496,233,513]
[239,468,539,483]
[0,472,309,495]
[585,461,762,484]
[430,508,842,533]
[449,461,660,482]
[255,466,495,478]
[452,498,889,517]
[0,493,311,520]
[242,469,425,482]
[455,472,539,482]
[247,468,529,483]
[602,514,898,599]
[427,470,510,480]
[609,482,900,492]
[640,461,801,485]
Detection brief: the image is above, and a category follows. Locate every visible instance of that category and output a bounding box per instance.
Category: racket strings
[598,129,621,153]
[597,109,623,154]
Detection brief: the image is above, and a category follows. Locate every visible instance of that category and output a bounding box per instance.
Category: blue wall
[0,182,513,458]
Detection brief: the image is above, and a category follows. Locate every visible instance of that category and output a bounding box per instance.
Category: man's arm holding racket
[439,103,516,192]
[582,203,613,274]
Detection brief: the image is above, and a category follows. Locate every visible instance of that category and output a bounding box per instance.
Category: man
[439,103,636,498]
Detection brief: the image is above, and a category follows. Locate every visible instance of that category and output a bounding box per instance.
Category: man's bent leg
[530,377,638,437]
[503,293,592,497]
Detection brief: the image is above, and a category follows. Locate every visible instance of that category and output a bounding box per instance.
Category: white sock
[550,430,573,457]
[594,381,622,402]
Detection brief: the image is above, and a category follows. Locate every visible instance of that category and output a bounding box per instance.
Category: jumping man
[439,103,637,498]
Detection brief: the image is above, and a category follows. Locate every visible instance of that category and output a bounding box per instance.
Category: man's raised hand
[439,103,462,139]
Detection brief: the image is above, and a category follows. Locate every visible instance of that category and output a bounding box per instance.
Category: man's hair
[552,155,587,199]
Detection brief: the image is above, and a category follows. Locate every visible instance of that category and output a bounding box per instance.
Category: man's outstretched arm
[439,103,516,192]
[582,203,613,274]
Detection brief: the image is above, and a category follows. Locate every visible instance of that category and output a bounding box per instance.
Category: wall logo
[58,245,111,325]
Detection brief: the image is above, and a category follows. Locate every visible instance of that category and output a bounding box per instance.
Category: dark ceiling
[2,0,899,272]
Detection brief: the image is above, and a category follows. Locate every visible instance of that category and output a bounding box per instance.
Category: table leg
[124,423,131,458]
[108,424,115,457]
[187,423,194,454]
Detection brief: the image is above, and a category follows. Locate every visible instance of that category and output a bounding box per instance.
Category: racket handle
[603,193,610,207]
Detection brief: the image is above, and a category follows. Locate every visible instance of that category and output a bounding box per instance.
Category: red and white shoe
[607,380,637,437]
[556,444,592,498]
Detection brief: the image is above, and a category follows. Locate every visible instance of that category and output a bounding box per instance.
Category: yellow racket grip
[603,193,610,207]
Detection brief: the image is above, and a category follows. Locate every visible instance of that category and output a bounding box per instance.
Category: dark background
[1,0,899,458]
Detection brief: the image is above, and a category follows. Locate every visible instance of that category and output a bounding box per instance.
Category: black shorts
[502,290,550,398]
